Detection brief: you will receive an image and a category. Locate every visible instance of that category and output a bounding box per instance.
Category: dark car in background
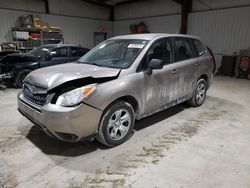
[0,44,89,87]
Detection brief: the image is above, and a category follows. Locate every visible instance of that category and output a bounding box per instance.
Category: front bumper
[18,92,103,142]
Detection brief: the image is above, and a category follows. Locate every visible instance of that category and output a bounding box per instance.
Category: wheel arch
[198,74,209,88]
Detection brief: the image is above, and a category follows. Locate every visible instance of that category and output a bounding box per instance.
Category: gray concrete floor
[0,76,250,188]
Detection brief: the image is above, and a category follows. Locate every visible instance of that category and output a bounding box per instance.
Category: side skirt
[136,93,192,120]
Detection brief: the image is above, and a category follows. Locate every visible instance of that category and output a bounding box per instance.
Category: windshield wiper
[88,63,104,67]
[77,61,104,67]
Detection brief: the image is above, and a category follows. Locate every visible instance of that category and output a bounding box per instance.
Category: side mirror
[45,51,56,61]
[147,59,164,75]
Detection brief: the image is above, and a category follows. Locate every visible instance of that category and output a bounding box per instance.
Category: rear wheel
[97,101,135,147]
[15,69,31,88]
[188,78,207,107]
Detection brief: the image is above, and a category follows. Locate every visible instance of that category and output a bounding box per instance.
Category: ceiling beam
[81,0,112,8]
[180,0,192,34]
[172,0,182,5]
[43,0,49,13]
[115,0,146,6]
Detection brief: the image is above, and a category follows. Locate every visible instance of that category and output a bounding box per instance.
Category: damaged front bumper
[17,92,103,142]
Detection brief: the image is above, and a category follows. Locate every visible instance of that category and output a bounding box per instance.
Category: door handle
[171,69,177,74]
[195,62,200,66]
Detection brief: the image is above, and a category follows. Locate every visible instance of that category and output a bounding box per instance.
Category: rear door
[172,37,199,97]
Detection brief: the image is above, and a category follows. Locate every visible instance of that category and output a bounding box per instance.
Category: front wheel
[97,101,135,147]
[188,78,207,107]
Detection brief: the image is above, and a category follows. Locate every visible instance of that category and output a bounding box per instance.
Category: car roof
[42,44,84,48]
[110,33,200,41]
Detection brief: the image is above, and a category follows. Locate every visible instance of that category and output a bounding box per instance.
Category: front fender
[83,74,143,113]
[14,61,40,72]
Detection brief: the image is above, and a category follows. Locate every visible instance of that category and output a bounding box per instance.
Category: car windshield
[27,46,53,58]
[78,39,148,69]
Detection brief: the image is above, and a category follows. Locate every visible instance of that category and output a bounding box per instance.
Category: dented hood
[24,62,120,90]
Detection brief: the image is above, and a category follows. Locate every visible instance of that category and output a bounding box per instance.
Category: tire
[97,100,135,147]
[188,78,207,107]
[15,69,31,88]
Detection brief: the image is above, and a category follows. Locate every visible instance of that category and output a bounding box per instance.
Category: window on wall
[174,38,194,61]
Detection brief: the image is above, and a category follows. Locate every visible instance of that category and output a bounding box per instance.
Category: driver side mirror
[146,59,164,75]
[45,52,56,61]
[45,53,52,61]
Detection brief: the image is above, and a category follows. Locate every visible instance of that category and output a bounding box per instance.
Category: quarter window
[193,39,206,56]
[174,38,194,61]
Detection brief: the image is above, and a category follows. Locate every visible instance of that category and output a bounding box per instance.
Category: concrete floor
[0,76,250,188]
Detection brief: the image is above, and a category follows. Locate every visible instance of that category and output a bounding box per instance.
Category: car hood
[24,62,121,90]
[0,53,37,64]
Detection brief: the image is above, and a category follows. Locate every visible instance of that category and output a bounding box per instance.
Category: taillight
[208,55,213,62]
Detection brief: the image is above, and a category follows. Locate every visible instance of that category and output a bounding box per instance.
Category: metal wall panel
[114,0,180,21]
[192,0,250,12]
[188,6,250,55]
[48,0,110,20]
[0,8,113,48]
[113,14,181,36]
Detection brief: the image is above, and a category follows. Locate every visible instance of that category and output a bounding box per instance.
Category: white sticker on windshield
[127,44,145,49]
[42,48,49,51]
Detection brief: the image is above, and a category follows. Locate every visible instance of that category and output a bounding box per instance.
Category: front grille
[22,86,47,106]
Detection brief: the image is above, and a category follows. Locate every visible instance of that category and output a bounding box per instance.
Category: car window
[137,38,174,71]
[50,47,67,58]
[148,39,173,65]
[193,39,206,56]
[71,47,86,57]
[174,38,194,61]
[79,39,148,69]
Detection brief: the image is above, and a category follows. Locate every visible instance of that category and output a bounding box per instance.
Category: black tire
[15,69,31,88]
[188,78,207,107]
[97,100,135,147]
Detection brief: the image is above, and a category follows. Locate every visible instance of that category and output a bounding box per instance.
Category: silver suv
[18,34,214,147]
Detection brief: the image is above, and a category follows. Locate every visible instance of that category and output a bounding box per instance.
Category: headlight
[56,84,96,107]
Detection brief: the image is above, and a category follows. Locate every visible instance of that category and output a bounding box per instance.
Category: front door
[41,47,69,67]
[139,38,180,114]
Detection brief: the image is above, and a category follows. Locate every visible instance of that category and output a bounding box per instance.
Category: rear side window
[174,38,195,61]
[193,39,206,56]
[71,47,86,57]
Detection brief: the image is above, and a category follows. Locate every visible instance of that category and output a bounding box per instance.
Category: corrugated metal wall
[188,6,250,55]
[114,6,250,57]
[113,14,181,36]
[0,8,113,48]
[114,0,180,21]
[1,5,250,55]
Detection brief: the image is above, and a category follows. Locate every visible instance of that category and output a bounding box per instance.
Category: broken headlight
[56,84,96,107]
